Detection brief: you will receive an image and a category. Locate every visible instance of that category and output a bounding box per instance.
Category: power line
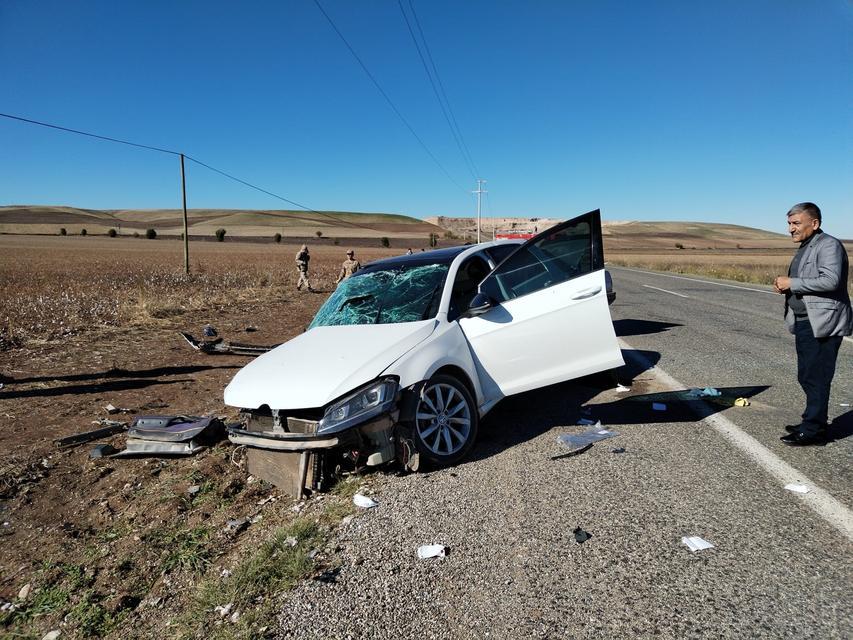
[404,0,481,179]
[397,0,477,181]
[0,111,375,231]
[0,112,180,156]
[312,0,468,194]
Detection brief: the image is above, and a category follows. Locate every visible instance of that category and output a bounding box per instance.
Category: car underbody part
[54,420,128,448]
[179,331,278,356]
[112,415,226,457]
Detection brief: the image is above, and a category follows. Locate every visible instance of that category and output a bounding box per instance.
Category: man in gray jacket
[773,202,852,446]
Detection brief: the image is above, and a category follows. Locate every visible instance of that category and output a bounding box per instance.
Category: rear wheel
[413,374,478,466]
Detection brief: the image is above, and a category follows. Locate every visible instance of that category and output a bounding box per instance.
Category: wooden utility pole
[180,153,189,274]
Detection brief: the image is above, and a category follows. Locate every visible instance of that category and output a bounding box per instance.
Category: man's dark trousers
[794,318,843,435]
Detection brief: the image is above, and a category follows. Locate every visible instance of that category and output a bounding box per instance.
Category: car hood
[223,320,437,410]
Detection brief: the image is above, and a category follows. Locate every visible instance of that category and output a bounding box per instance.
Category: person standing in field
[336,249,361,284]
[295,244,315,292]
[773,202,852,446]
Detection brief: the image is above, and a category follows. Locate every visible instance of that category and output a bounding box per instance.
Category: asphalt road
[274,268,852,639]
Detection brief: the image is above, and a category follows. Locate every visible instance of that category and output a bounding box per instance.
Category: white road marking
[642,284,690,298]
[619,338,853,542]
[613,265,777,295]
[617,265,853,348]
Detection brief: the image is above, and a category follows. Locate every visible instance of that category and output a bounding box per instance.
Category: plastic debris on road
[784,483,810,494]
[652,402,667,411]
[417,544,448,559]
[840,403,850,407]
[687,387,721,398]
[681,536,714,552]
[558,427,619,451]
[573,527,592,544]
[353,494,379,509]
[615,383,631,393]
[734,397,751,407]
[576,418,598,426]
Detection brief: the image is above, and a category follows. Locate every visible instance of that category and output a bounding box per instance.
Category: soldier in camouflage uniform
[336,249,361,285]
[295,245,315,292]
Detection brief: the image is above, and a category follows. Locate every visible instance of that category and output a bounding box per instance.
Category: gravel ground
[274,372,851,639]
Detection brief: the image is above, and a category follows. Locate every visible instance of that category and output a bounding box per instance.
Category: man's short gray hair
[787,202,821,224]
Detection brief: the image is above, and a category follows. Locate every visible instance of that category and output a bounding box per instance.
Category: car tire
[412,374,479,466]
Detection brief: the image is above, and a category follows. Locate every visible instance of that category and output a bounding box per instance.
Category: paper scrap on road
[681,536,714,552]
[784,483,810,494]
[417,544,448,559]
[652,402,667,411]
[734,397,751,407]
[840,403,850,407]
[558,427,619,451]
[353,494,379,509]
[615,383,631,393]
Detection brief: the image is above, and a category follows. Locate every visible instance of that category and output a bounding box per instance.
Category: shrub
[429,233,438,248]
[80,228,87,236]
[108,228,117,238]
[215,228,226,242]
[145,228,157,240]
[333,238,340,246]
[315,230,323,238]
[133,232,140,238]
[59,228,67,236]
[274,233,282,243]
[675,243,684,249]
[380,237,390,248]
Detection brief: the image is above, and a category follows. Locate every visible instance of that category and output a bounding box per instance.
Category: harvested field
[607,248,853,295]
[0,236,400,638]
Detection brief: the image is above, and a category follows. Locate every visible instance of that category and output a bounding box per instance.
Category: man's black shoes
[780,431,827,446]
[784,424,802,433]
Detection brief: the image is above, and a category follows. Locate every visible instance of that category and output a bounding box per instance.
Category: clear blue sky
[1,1,851,237]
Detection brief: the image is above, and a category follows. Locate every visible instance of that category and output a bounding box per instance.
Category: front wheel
[413,374,479,466]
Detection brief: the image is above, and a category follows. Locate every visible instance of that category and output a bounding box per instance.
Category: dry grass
[0,236,396,343]
[608,250,853,295]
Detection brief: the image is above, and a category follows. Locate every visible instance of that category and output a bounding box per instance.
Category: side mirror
[466,292,495,317]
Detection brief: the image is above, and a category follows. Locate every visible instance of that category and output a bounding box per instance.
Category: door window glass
[480,217,593,302]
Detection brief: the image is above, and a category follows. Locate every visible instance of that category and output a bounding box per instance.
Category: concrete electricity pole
[474,178,487,243]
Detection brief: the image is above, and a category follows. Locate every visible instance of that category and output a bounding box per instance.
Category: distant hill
[0,205,444,239]
[1,205,799,250]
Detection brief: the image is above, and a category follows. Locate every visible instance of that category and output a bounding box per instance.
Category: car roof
[362,241,521,272]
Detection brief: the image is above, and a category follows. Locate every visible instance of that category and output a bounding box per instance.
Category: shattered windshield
[309,263,449,328]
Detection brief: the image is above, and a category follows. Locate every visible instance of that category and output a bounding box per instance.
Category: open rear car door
[458,209,623,401]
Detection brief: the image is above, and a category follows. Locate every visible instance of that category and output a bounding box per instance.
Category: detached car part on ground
[225,210,623,492]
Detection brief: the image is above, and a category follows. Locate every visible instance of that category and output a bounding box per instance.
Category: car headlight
[317,378,399,435]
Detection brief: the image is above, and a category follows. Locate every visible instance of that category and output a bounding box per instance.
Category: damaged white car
[225,209,623,488]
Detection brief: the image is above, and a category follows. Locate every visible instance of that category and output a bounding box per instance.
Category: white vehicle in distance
[225,209,623,478]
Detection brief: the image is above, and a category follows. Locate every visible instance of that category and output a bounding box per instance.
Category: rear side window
[480,218,593,302]
[484,244,518,266]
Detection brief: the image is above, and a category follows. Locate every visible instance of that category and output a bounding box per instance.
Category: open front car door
[458,209,624,401]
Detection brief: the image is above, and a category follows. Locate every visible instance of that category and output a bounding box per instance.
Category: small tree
[274,233,282,243]
[315,230,323,238]
[59,228,67,236]
[108,228,117,237]
[380,237,390,248]
[146,228,157,240]
[429,233,438,248]
[215,228,226,242]
[80,228,87,236]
